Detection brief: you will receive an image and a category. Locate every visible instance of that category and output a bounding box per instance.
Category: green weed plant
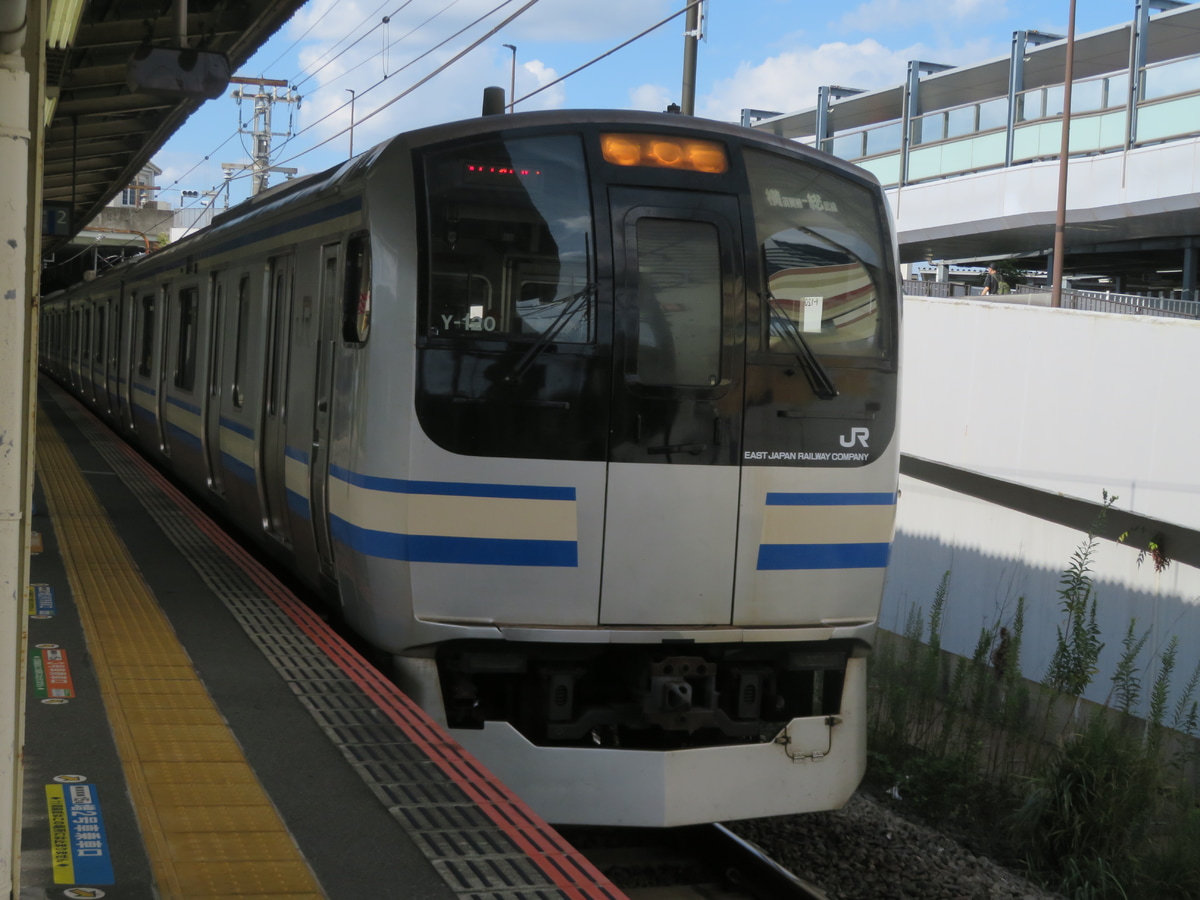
[867,499,1200,899]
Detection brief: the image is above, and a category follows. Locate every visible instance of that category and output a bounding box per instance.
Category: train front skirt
[452,656,868,827]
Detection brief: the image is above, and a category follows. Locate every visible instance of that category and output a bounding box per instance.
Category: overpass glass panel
[1142,54,1200,101]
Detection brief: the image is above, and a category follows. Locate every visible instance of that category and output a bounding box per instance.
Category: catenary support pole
[680,1,699,115]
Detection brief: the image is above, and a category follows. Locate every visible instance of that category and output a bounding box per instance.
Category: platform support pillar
[0,1,39,895]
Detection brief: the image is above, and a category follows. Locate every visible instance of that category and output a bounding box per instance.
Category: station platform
[22,378,624,900]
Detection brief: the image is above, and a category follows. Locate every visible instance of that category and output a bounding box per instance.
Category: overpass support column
[1128,0,1188,148]
[1008,31,1063,166]
[901,61,953,187]
[1183,245,1197,303]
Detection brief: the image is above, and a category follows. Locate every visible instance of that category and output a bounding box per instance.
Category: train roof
[213,109,882,231]
[54,109,881,294]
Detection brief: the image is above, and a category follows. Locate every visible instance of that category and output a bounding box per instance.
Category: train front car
[340,112,900,827]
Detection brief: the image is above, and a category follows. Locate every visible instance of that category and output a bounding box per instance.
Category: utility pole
[680,0,704,115]
[224,76,300,196]
[1050,0,1077,309]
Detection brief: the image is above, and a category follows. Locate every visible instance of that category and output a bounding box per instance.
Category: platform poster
[45,782,115,885]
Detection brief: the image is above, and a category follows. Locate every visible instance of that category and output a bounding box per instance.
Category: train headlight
[601,133,729,174]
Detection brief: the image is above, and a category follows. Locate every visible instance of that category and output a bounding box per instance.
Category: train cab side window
[174,286,199,391]
[138,295,155,376]
[634,219,723,387]
[744,147,894,362]
[343,234,371,343]
[420,134,594,343]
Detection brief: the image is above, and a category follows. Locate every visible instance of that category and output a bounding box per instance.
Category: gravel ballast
[729,790,1065,900]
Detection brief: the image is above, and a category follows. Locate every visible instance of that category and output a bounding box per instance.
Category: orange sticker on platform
[40,647,75,699]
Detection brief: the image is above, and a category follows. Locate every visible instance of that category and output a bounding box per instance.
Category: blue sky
[155,0,1142,210]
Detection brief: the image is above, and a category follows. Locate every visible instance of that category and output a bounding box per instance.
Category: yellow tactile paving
[36,407,326,899]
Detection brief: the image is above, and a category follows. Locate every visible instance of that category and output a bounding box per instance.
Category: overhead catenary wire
[94,0,540,249]
[322,0,468,90]
[273,0,536,159]
[292,0,422,91]
[259,0,390,75]
[512,0,703,107]
[59,0,706,268]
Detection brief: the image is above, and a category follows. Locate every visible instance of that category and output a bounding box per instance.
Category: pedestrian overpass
[754,0,1200,298]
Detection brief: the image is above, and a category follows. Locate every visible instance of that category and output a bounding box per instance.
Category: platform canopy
[41,0,307,254]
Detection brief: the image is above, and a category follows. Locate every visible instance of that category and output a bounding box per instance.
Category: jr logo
[839,427,870,448]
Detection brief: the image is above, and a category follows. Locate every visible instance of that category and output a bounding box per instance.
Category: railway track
[561,822,830,900]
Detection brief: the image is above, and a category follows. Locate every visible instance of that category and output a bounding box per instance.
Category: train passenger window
[634,219,722,387]
[744,148,893,361]
[265,259,292,418]
[232,276,250,408]
[137,295,155,376]
[343,234,371,343]
[95,307,105,364]
[208,275,223,398]
[174,286,199,391]
[110,298,122,369]
[420,134,593,342]
[83,309,91,367]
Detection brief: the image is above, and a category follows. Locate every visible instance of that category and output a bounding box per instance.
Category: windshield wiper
[504,282,596,384]
[763,288,839,399]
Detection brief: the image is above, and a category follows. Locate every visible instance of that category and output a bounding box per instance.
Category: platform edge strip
[76,394,625,900]
[34,404,328,900]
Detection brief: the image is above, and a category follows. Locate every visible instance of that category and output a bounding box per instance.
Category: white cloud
[516,60,567,110]
[629,83,672,112]
[697,35,1005,124]
[698,40,921,123]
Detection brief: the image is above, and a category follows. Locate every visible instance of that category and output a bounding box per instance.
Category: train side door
[96,300,109,412]
[308,244,341,578]
[203,271,226,494]
[155,284,171,455]
[261,254,294,543]
[123,289,143,434]
[599,189,746,625]
[107,295,122,418]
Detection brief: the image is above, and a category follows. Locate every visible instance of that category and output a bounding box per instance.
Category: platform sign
[27,583,57,618]
[43,202,72,237]
[46,783,115,885]
[34,646,76,699]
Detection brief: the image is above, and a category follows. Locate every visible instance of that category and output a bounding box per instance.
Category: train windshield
[744,148,893,361]
[423,134,594,342]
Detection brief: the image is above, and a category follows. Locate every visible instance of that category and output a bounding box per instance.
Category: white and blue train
[40,109,901,827]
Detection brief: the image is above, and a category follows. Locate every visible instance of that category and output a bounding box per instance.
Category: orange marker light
[601,133,728,173]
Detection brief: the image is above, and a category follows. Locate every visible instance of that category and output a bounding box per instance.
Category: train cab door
[599,188,746,625]
[203,271,226,495]
[308,244,341,579]
[261,254,294,544]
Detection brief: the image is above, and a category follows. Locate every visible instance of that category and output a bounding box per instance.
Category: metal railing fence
[903,279,1200,319]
